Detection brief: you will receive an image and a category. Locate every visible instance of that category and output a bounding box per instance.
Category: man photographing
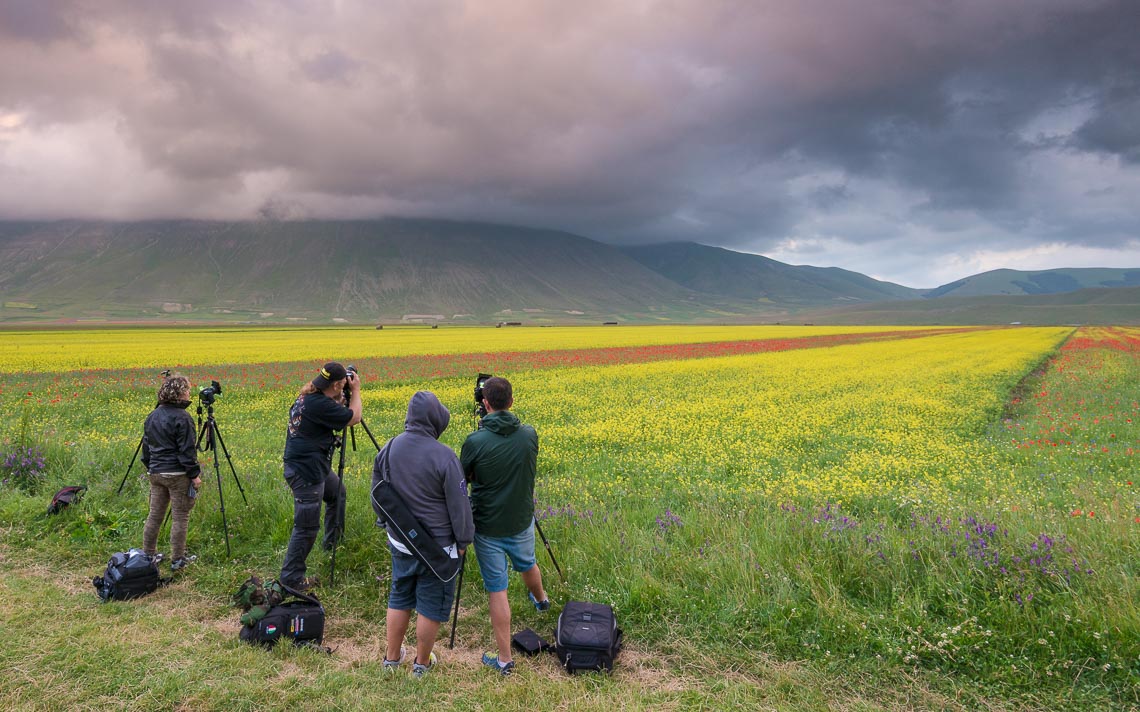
[373,391,473,677]
[279,361,362,590]
[461,376,550,677]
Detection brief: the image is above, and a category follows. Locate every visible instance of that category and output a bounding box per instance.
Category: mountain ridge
[1,219,1136,324]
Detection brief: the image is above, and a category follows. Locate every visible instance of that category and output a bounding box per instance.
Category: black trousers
[279,462,346,586]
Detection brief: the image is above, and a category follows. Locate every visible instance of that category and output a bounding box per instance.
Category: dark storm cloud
[0,0,76,42]
[1074,89,1140,163]
[1,0,1138,285]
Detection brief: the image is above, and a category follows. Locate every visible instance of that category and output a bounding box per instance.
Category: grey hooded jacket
[371,391,474,549]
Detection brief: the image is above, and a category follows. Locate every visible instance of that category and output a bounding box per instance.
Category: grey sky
[1,0,1137,287]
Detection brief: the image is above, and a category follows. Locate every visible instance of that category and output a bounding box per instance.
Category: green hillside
[2,220,1138,325]
[0,220,752,323]
[798,285,1140,325]
[926,267,1140,298]
[619,242,920,303]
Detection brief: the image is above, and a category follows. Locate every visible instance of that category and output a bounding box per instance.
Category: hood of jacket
[404,391,450,440]
[479,409,520,436]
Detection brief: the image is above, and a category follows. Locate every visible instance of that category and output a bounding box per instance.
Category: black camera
[344,365,359,399]
[474,373,493,418]
[198,380,222,405]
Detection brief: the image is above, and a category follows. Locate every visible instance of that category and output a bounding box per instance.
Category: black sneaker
[528,592,551,611]
[290,576,321,593]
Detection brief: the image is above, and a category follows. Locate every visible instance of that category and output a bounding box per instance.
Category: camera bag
[47,485,86,515]
[92,549,164,602]
[554,601,623,674]
[239,580,325,648]
[370,447,462,582]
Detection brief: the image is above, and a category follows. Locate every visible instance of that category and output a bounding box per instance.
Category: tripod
[116,435,147,495]
[196,401,247,556]
[327,415,383,585]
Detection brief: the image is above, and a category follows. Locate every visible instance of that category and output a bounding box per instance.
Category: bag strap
[370,460,461,583]
[380,442,393,483]
[277,579,321,606]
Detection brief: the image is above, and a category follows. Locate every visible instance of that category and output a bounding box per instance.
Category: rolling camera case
[239,581,325,648]
[92,549,162,601]
[554,601,623,674]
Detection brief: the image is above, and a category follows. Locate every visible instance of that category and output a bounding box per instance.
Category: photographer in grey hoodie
[372,391,474,677]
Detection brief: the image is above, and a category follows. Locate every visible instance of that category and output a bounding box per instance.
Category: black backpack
[47,485,86,515]
[238,580,325,648]
[554,601,623,674]
[92,549,163,601]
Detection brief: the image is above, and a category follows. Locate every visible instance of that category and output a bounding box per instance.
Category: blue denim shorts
[388,546,457,622]
[473,523,537,593]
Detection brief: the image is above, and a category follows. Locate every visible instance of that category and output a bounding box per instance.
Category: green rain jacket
[461,410,539,538]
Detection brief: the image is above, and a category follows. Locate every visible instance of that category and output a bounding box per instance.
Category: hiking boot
[481,652,515,677]
[289,576,321,593]
[170,555,197,572]
[383,647,406,672]
[412,651,437,678]
[150,553,165,564]
[528,592,551,612]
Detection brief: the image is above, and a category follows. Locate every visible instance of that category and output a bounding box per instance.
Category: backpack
[236,579,325,648]
[554,601,623,674]
[47,485,86,515]
[92,549,163,602]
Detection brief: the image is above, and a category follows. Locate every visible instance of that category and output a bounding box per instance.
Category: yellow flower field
[498,327,1073,507]
[0,324,937,373]
[2,325,1071,511]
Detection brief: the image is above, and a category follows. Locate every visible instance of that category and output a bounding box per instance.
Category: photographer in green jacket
[460,376,550,677]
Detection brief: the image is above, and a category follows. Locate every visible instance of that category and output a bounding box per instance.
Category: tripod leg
[358,418,383,452]
[116,437,145,495]
[449,551,466,649]
[329,438,348,585]
[162,507,172,546]
[534,517,566,583]
[210,422,248,506]
[209,424,232,557]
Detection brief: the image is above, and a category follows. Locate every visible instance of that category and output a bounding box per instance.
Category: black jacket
[141,401,200,480]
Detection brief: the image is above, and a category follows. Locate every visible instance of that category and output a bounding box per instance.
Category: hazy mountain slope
[0,220,720,321]
[619,242,920,303]
[798,285,1140,325]
[926,268,1140,298]
[3,220,1137,325]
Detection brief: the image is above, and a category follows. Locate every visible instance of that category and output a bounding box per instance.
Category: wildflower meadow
[0,324,1136,710]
